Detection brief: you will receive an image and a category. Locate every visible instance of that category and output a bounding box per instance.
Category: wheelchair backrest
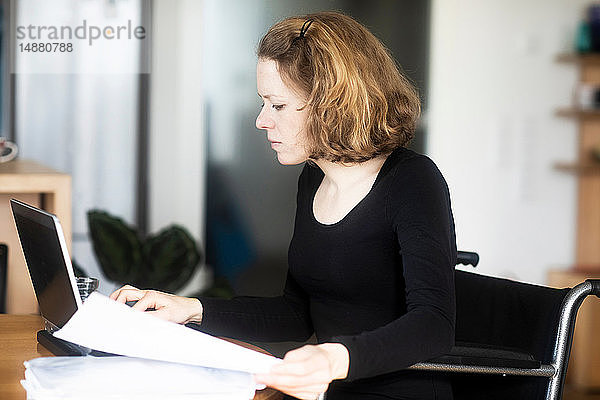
[454,270,570,363]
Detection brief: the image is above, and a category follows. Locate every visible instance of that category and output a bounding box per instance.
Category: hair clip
[293,18,314,44]
[299,19,314,38]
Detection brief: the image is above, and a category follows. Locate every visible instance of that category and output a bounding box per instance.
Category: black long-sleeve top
[192,147,457,399]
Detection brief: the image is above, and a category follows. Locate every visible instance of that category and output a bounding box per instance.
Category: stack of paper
[22,356,256,400]
[21,292,281,399]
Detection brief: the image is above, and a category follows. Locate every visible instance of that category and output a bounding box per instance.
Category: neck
[313,154,389,190]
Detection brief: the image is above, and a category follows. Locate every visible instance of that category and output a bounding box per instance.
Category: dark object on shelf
[0,243,6,313]
[590,4,600,52]
[87,210,202,293]
[592,146,600,163]
[577,19,592,53]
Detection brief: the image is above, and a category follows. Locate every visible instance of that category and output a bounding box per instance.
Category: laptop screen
[11,199,81,330]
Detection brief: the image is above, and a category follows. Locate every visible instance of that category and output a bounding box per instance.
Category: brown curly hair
[257,11,421,163]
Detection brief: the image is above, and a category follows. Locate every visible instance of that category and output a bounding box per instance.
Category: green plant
[87,210,201,293]
[71,259,87,277]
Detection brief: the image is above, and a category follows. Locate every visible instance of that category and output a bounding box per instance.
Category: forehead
[256,59,301,100]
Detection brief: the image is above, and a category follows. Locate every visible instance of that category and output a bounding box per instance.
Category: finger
[115,288,145,304]
[109,284,137,300]
[255,377,327,397]
[114,289,144,304]
[254,370,329,388]
[132,291,160,311]
[110,285,140,301]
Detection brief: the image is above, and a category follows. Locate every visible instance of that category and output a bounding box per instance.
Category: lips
[268,139,282,150]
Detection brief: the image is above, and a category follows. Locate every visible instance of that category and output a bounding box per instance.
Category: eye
[272,104,285,111]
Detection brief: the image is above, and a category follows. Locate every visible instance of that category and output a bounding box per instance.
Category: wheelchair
[319,251,598,400]
[405,251,600,400]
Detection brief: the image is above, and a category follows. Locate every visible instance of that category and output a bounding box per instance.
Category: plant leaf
[87,210,143,284]
[142,225,201,292]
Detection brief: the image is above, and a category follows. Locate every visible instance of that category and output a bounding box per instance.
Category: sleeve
[187,270,314,342]
[187,164,315,343]
[331,155,457,381]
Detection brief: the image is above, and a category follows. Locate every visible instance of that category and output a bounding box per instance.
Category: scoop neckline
[309,150,398,228]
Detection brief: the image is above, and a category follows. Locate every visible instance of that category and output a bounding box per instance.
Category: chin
[276,152,307,165]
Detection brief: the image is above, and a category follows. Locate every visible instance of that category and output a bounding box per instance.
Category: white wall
[148,0,206,294]
[149,0,204,239]
[428,0,587,284]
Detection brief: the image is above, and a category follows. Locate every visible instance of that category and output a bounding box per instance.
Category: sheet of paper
[22,356,256,400]
[54,292,280,374]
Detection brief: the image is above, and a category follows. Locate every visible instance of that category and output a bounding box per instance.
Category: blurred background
[3,0,600,394]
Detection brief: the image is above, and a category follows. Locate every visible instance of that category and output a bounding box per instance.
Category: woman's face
[256,59,309,165]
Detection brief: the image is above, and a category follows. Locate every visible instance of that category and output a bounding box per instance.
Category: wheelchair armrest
[425,343,541,369]
[586,279,600,298]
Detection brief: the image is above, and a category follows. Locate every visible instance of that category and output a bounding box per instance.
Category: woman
[111,11,457,400]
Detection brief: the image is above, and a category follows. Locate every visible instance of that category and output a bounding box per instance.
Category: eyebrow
[257,92,285,100]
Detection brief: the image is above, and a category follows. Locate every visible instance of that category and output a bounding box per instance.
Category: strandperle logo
[16,19,146,46]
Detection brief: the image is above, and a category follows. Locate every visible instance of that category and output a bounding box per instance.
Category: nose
[256,107,274,131]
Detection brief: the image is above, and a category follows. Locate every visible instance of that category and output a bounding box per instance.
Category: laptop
[10,198,113,356]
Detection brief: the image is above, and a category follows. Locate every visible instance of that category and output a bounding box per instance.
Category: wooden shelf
[0,159,71,314]
[554,161,600,174]
[553,53,600,390]
[556,53,600,65]
[555,108,600,118]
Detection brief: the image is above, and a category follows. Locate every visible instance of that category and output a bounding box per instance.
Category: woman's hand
[109,285,203,325]
[254,343,349,400]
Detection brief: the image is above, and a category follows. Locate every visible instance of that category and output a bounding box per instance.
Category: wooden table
[0,314,282,400]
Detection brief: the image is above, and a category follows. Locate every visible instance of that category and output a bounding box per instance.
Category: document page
[22,356,257,400]
[54,292,281,374]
